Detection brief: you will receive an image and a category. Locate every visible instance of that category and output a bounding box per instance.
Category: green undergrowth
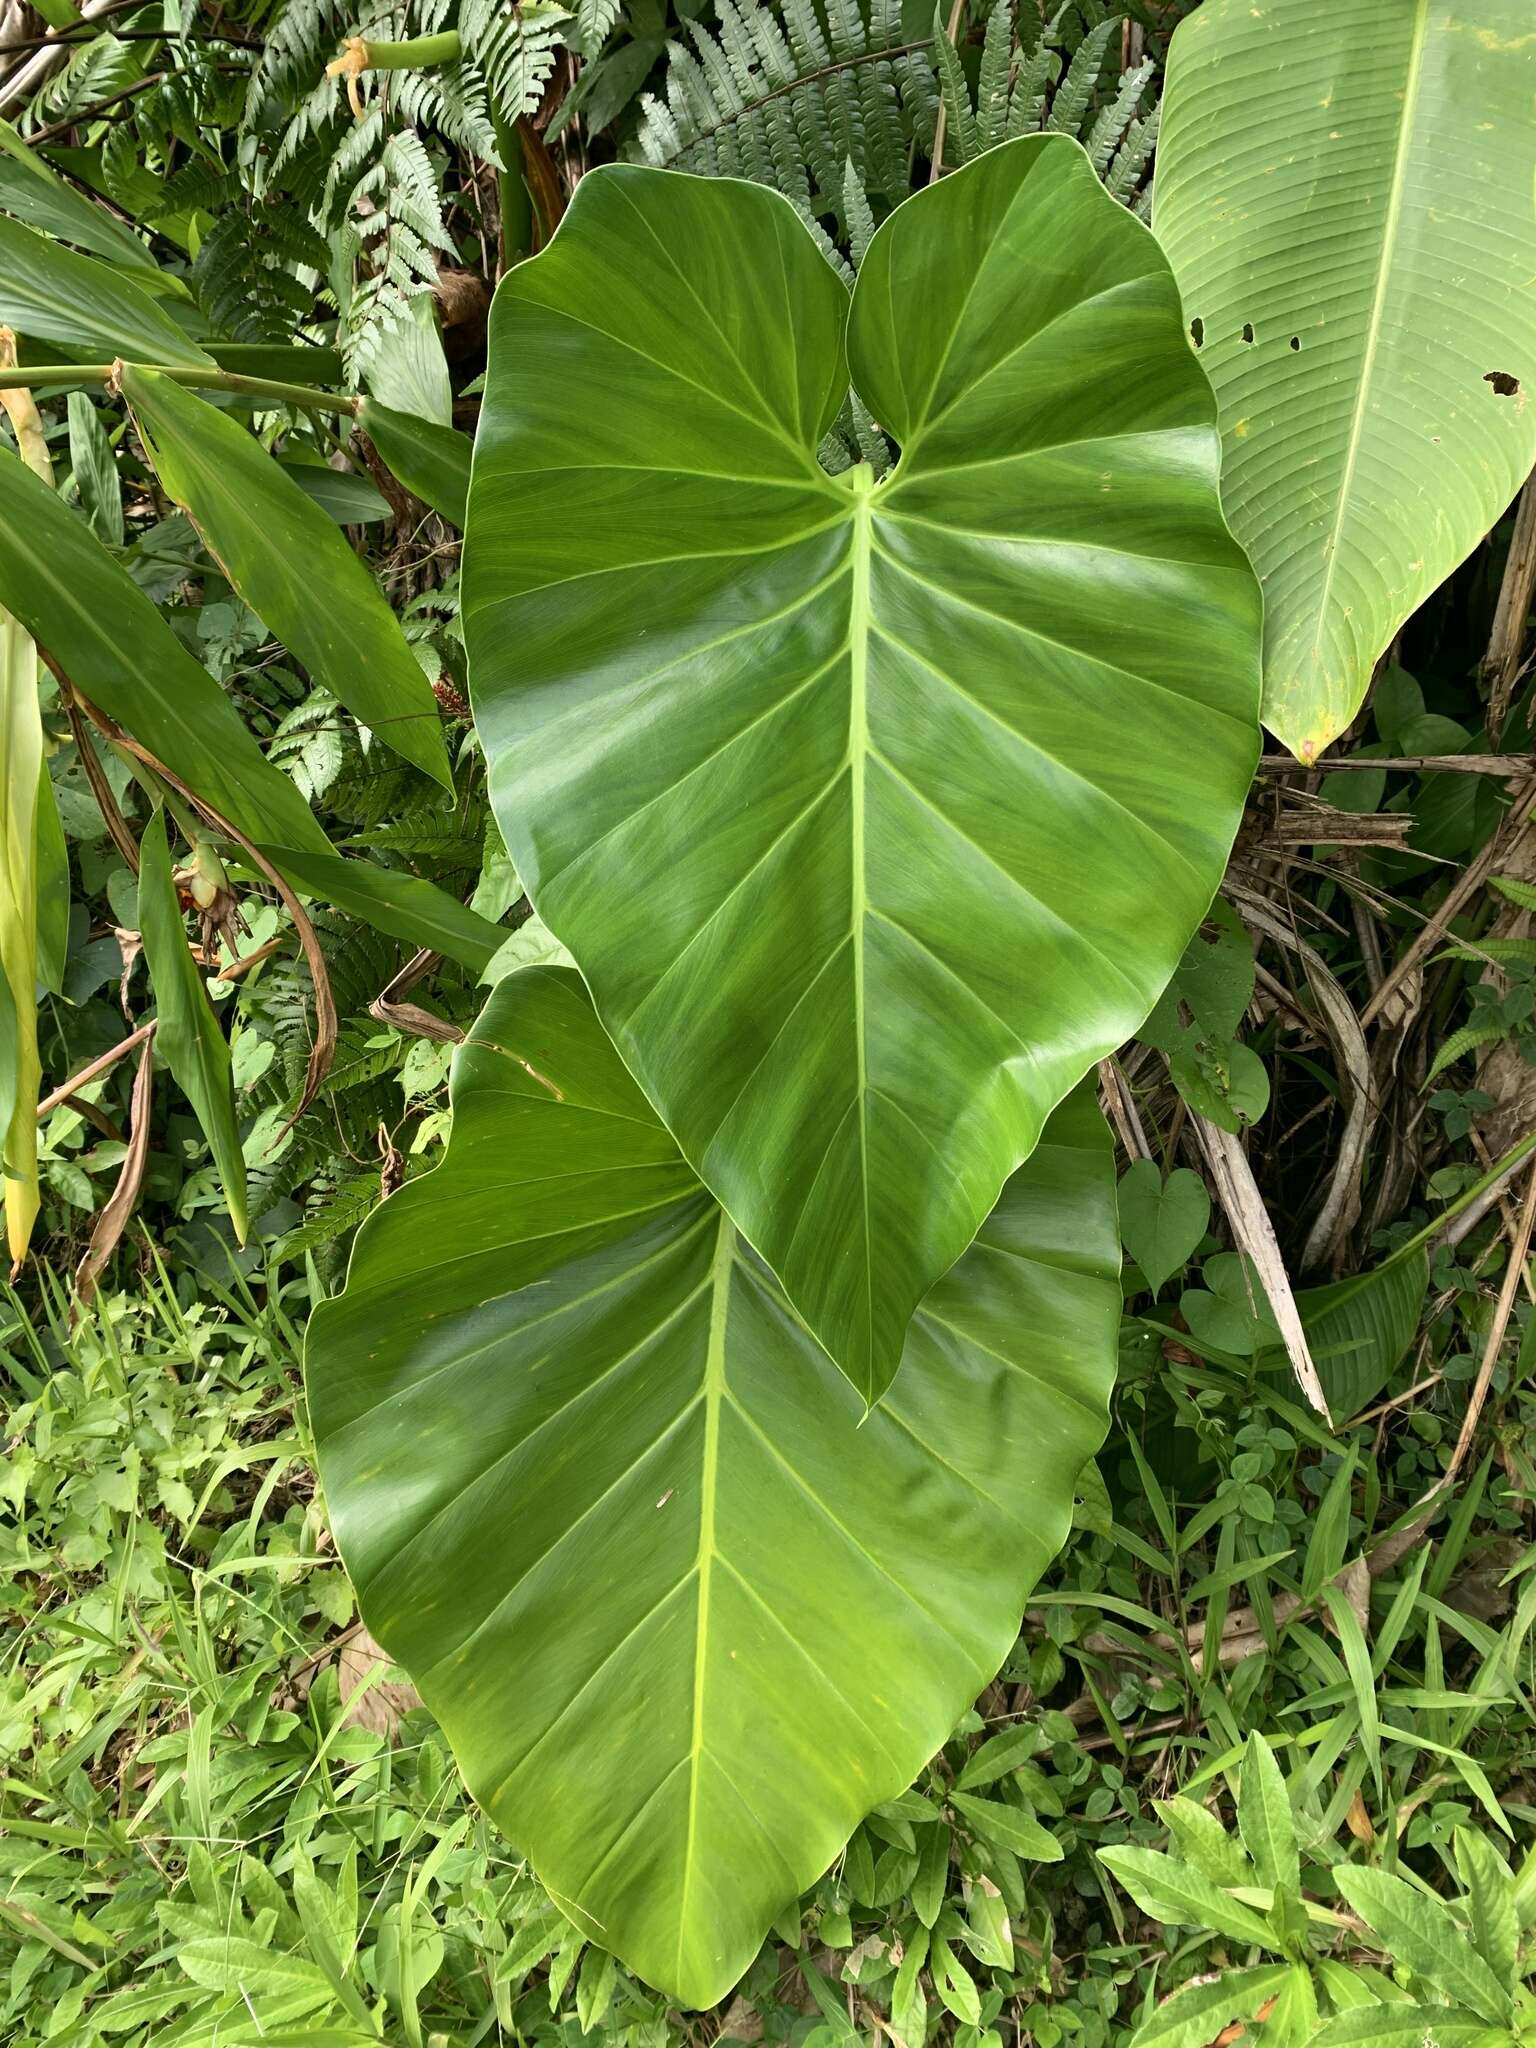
[3,1236,1533,2047]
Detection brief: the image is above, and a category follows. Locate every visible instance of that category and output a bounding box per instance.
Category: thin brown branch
[1258,753,1534,778]
[1360,775,1536,1030]
[36,1022,155,1120]
[1443,1158,1536,1488]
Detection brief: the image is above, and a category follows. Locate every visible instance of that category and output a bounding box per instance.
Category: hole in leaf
[1289,335,1301,351]
[1240,322,1255,343]
[1190,317,1205,348]
[1485,370,1521,397]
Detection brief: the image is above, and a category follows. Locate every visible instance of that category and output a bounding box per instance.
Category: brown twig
[72,695,337,1128]
[1484,469,1536,746]
[36,1021,155,1119]
[1442,1159,1536,1489]
[56,673,140,873]
[1360,775,1536,1030]
[369,947,463,1045]
[74,1030,154,1304]
[1258,754,1535,778]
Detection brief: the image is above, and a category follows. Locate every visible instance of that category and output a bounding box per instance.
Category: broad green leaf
[1286,1249,1430,1419]
[1455,1829,1519,1996]
[137,810,247,1243]
[0,451,498,969]
[1097,1846,1278,1951]
[1154,0,1536,761]
[948,1792,1062,1863]
[121,368,451,789]
[358,398,471,528]
[1335,1866,1514,2025]
[1238,1734,1299,1899]
[208,341,346,385]
[0,447,326,856]
[0,214,212,370]
[465,135,1261,1398]
[1152,1795,1251,1889]
[1260,1966,1319,2048]
[279,460,392,526]
[33,760,67,994]
[306,965,1118,2008]
[0,605,41,1268]
[268,847,502,976]
[1311,2007,1509,2048]
[1127,1965,1289,2048]
[174,1934,334,2006]
[1118,1161,1210,1295]
[0,118,155,270]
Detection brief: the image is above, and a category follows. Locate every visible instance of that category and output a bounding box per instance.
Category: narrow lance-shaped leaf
[0,452,501,971]
[306,965,1119,2008]
[137,809,248,1243]
[121,368,453,790]
[1154,0,1536,761]
[465,134,1262,1400]
[357,396,471,529]
[0,365,51,1269]
[0,605,41,1269]
[0,118,158,271]
[1237,1732,1299,1898]
[0,213,212,370]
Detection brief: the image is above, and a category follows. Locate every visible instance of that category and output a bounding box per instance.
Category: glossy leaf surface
[0,213,211,369]
[1154,0,1536,761]
[465,136,1260,1399]
[307,966,1118,2007]
[138,810,248,1242]
[0,605,41,1266]
[358,397,471,528]
[0,451,501,971]
[122,369,452,789]
[0,119,156,270]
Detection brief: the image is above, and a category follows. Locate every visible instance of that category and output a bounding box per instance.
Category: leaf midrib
[1299,0,1430,752]
[847,467,876,1393]
[676,1212,735,1982]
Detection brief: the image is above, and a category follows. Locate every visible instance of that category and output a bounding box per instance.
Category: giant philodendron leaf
[306,965,1119,2008]
[464,134,1261,1402]
[1154,0,1536,763]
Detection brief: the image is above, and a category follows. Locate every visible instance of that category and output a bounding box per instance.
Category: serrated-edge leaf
[1098,1846,1278,1951]
[1237,1734,1299,1898]
[1335,1866,1514,2025]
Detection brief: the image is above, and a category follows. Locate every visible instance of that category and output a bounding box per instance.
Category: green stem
[1382,1124,1536,1267]
[0,363,358,415]
[356,30,462,68]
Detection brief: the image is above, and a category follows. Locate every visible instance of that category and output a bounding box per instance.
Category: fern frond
[458,0,572,126]
[1424,1019,1510,1086]
[1042,12,1113,135]
[629,0,930,231]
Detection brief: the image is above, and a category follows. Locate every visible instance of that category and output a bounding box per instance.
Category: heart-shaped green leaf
[306,966,1118,2008]
[1118,1161,1210,1296]
[464,133,1261,1401]
[1154,0,1536,762]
